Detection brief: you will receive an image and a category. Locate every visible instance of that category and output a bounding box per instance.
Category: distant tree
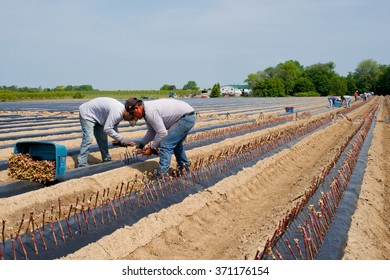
[78,85,94,91]
[293,77,316,93]
[376,64,390,95]
[252,80,267,97]
[160,84,176,90]
[245,73,260,89]
[54,86,66,91]
[1,84,95,92]
[262,67,278,79]
[273,60,305,95]
[210,83,221,98]
[253,77,285,97]
[304,62,337,96]
[354,59,381,92]
[329,75,348,96]
[345,72,357,94]
[247,60,304,96]
[182,81,199,90]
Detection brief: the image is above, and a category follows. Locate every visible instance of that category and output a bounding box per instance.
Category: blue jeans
[157,114,196,177]
[77,115,111,168]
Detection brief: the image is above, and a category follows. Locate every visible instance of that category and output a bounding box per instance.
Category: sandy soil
[0,96,388,260]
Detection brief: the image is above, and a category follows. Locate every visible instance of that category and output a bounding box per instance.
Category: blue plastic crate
[334,100,343,107]
[285,107,294,113]
[14,141,67,180]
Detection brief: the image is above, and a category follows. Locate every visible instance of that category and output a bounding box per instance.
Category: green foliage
[245,73,261,89]
[247,60,346,97]
[54,85,66,91]
[274,60,305,95]
[376,64,390,95]
[0,91,75,101]
[182,81,199,90]
[0,91,16,102]
[304,62,336,96]
[56,85,94,91]
[160,84,176,90]
[354,59,381,92]
[0,89,192,101]
[329,75,348,96]
[293,77,316,93]
[345,72,357,94]
[253,77,285,97]
[1,85,42,92]
[72,92,85,99]
[293,91,320,97]
[210,83,221,98]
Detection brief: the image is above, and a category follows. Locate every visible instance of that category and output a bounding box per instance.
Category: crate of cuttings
[8,141,67,183]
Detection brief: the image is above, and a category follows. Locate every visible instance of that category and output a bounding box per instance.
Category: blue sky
[1,0,389,90]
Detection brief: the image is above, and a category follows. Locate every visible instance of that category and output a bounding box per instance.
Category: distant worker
[125,97,196,179]
[341,95,352,108]
[354,90,359,101]
[77,97,134,168]
[327,96,340,108]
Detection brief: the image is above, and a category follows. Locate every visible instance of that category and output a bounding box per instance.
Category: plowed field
[0,96,388,260]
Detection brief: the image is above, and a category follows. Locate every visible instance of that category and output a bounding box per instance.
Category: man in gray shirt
[78,97,134,168]
[125,97,196,178]
[341,95,352,108]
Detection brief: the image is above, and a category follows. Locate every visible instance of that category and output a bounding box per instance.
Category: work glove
[112,140,135,147]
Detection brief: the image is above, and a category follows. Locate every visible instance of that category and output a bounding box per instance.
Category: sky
[1,0,389,90]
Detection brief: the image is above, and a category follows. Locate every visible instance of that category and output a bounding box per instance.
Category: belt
[182,111,195,118]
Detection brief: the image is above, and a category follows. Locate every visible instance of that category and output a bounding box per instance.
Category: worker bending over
[77,97,134,168]
[125,97,196,179]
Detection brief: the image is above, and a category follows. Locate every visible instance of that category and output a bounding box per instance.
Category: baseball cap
[125,97,139,113]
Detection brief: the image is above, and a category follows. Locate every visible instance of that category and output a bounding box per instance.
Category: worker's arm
[103,112,124,142]
[143,110,168,150]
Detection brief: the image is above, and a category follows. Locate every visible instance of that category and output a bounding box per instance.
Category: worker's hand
[112,140,135,147]
[141,147,158,156]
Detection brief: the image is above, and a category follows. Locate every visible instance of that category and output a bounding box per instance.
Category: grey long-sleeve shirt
[343,95,352,101]
[79,97,125,142]
[140,99,194,150]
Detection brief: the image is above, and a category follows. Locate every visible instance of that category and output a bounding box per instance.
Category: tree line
[244,59,389,97]
[0,84,95,92]
[160,59,389,97]
[160,81,200,91]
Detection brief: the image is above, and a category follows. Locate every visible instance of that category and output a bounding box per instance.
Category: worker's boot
[178,163,191,176]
